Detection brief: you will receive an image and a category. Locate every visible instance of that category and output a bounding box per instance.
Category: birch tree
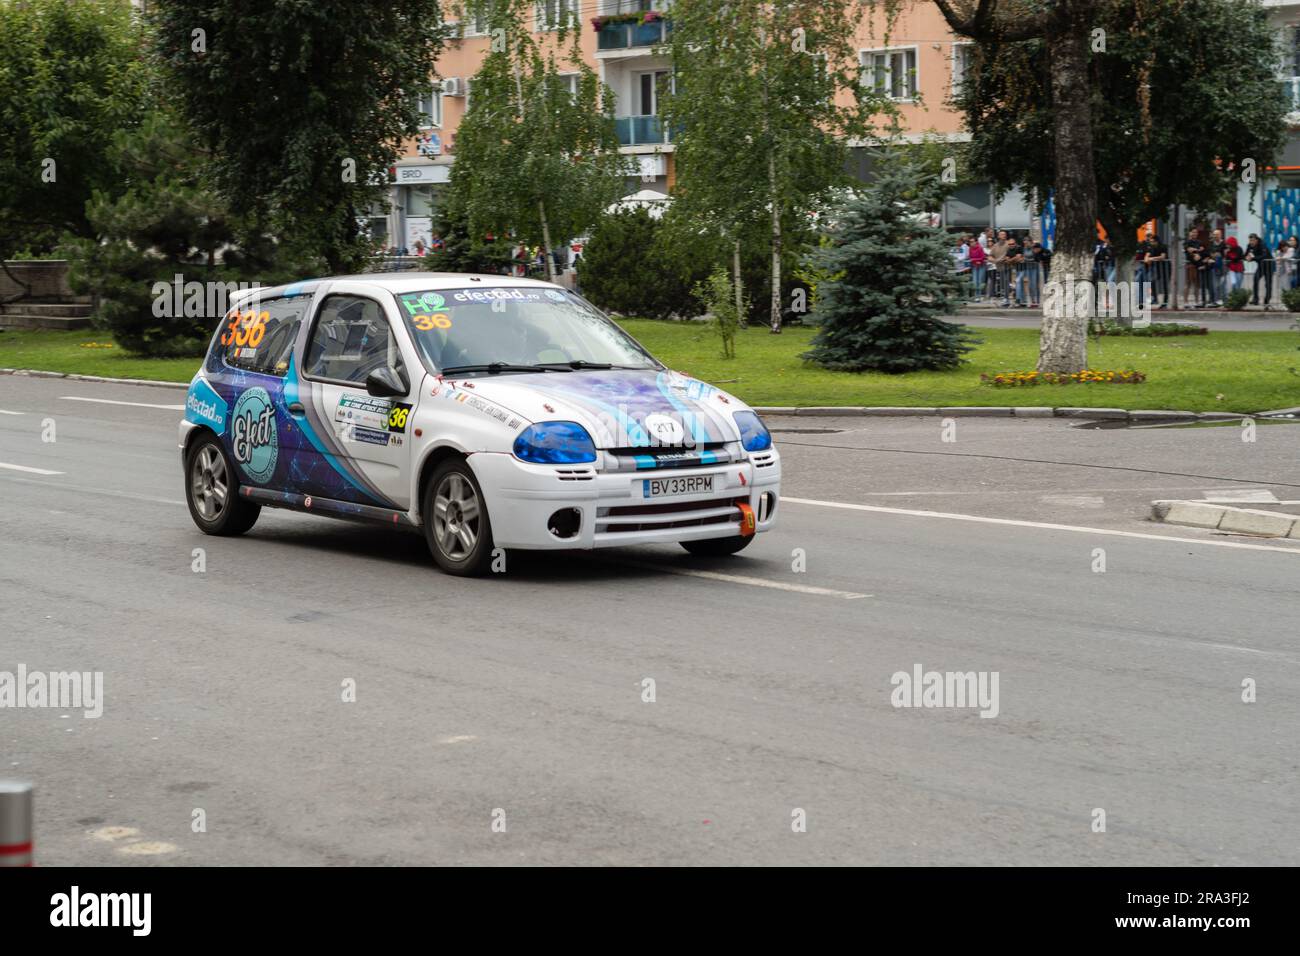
[663,0,886,332]
[451,1,627,281]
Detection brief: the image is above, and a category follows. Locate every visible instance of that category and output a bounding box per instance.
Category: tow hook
[736,502,756,537]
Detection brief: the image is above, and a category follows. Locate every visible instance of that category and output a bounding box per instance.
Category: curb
[1151,500,1300,539]
[0,368,188,390]
[0,369,1292,421]
[753,405,1260,421]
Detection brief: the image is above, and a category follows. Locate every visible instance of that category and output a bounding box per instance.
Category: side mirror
[365,366,407,398]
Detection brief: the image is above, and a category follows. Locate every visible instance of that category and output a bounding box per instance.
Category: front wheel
[680,534,754,557]
[185,433,260,536]
[423,458,496,576]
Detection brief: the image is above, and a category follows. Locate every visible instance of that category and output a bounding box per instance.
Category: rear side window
[304,294,405,386]
[218,296,306,377]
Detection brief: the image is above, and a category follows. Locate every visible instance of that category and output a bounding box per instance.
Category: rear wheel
[185,433,260,535]
[680,534,754,557]
[423,458,496,576]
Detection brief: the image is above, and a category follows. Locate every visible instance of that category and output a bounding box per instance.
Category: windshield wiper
[535,361,657,371]
[440,363,571,375]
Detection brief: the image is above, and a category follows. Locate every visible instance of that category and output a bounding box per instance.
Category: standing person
[989,230,1013,307]
[1224,236,1245,294]
[1209,228,1227,306]
[1094,237,1116,313]
[1004,236,1023,306]
[1290,236,1300,289]
[1137,229,1169,309]
[1023,242,1049,308]
[1181,228,1203,308]
[1245,234,1272,306]
[968,233,987,303]
[952,235,971,285]
[1276,239,1294,299]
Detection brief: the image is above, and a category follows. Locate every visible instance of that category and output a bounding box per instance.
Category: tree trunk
[538,199,555,283]
[733,238,746,329]
[1036,8,1098,373]
[768,152,782,333]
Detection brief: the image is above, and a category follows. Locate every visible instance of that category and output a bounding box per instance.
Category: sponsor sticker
[185,377,228,433]
[230,387,278,483]
[351,426,392,447]
[335,395,412,434]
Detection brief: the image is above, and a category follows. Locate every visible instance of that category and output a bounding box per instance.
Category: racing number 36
[388,406,409,430]
[412,313,452,332]
[220,310,269,347]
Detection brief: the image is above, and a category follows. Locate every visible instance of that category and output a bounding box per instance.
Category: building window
[863,47,918,101]
[416,84,442,128]
[536,0,579,31]
[952,43,975,97]
[636,69,671,115]
[600,0,667,12]
[549,72,580,102]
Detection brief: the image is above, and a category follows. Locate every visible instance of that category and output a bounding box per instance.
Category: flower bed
[981,369,1147,387]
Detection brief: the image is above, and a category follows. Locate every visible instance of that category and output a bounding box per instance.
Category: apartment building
[373,1,1040,250]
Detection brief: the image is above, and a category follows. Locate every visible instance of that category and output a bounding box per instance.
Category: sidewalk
[955,302,1298,331]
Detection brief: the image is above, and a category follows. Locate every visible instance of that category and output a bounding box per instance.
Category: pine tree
[803,162,977,373]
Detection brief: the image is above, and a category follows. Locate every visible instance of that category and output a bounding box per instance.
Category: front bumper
[470,448,781,550]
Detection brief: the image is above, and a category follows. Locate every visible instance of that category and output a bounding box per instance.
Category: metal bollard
[0,780,33,866]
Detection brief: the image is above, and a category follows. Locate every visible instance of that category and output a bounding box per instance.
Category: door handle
[287,402,305,416]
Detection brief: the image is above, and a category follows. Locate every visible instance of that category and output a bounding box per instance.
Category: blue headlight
[513,421,597,464]
[733,410,771,452]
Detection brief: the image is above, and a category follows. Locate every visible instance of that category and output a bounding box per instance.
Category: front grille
[606,495,747,518]
[596,495,746,535]
[555,467,595,481]
[603,442,740,472]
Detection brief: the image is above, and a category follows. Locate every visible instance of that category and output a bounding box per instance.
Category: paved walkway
[956,304,1296,331]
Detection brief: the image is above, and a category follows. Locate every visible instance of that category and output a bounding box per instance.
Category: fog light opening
[548,507,582,540]
[758,492,776,522]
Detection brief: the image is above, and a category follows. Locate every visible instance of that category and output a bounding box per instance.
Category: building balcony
[596,17,671,51]
[615,115,672,147]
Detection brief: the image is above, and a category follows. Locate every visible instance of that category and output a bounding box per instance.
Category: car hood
[438,368,746,449]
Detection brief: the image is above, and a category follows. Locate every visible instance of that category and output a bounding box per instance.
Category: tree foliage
[0,0,148,268]
[154,0,449,273]
[450,1,628,280]
[803,160,976,372]
[954,0,1286,268]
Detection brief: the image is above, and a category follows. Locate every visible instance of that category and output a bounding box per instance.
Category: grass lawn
[2,322,1297,413]
[619,320,1300,413]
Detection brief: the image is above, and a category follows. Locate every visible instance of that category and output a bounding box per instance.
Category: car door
[294,289,419,510]
[209,294,310,492]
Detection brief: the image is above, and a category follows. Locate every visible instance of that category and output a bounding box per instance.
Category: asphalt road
[2,375,1298,866]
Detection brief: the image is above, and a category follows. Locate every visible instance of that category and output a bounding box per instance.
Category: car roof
[232,273,560,304]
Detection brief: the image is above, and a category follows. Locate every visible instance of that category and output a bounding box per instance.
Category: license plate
[643,475,714,498]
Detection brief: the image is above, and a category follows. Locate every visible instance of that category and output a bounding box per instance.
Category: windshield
[394,286,661,375]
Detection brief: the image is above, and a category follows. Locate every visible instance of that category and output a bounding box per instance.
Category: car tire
[185,432,260,536]
[680,534,754,557]
[423,458,496,576]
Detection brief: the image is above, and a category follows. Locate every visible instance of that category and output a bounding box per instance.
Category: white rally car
[179,274,780,575]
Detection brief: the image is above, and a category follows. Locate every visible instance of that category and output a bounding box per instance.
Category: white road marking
[0,409,24,415]
[782,496,1300,555]
[59,396,184,411]
[1203,488,1279,503]
[1039,494,1105,508]
[3,475,180,505]
[618,558,870,599]
[0,461,63,476]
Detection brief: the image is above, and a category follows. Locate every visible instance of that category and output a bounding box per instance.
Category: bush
[694,267,744,359]
[579,207,708,318]
[1093,321,1207,336]
[1281,287,1300,313]
[63,112,314,357]
[1225,288,1251,311]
